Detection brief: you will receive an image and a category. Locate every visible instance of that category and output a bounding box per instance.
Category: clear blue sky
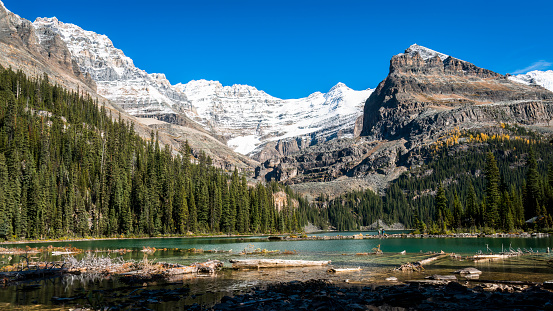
[4,0,553,99]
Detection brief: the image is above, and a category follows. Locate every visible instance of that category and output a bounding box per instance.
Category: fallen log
[229,259,330,269]
[0,264,67,283]
[425,274,457,281]
[163,260,223,275]
[471,253,520,262]
[466,279,540,286]
[327,267,362,273]
[52,251,78,256]
[394,253,449,272]
[419,253,448,265]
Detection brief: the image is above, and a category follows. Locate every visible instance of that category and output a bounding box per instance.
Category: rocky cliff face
[361,44,553,141]
[0,1,96,93]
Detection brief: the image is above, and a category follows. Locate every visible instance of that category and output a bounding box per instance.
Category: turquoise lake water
[0,232,552,310]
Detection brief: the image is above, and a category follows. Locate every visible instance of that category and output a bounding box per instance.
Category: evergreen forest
[320,134,553,233]
[0,66,314,239]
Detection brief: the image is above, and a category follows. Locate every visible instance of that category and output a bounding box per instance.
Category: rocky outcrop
[361,44,553,140]
[255,137,407,186]
[0,1,96,93]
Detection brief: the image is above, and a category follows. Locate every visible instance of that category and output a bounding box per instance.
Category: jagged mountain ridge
[32,16,373,157]
[33,17,190,119]
[175,80,373,157]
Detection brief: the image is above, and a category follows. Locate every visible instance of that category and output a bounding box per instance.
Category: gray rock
[453,267,482,275]
[426,275,457,281]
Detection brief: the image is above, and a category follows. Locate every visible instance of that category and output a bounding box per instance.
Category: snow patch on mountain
[402,44,449,61]
[228,135,261,155]
[509,70,553,92]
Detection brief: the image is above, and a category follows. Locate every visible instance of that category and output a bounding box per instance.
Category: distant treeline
[0,66,316,239]
[318,135,553,233]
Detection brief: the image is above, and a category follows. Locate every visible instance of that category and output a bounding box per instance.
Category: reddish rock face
[361,46,553,140]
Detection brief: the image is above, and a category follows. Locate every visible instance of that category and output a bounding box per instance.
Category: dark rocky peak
[390,44,501,79]
[361,45,553,139]
[390,52,443,75]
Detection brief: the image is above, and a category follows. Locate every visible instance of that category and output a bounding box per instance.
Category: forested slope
[0,66,314,239]
[318,131,553,233]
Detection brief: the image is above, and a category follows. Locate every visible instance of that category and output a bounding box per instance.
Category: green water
[0,232,552,310]
[2,231,551,257]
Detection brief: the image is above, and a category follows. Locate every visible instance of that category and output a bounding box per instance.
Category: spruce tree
[524,150,540,219]
[452,192,463,229]
[484,152,500,228]
[0,153,9,238]
[435,185,448,232]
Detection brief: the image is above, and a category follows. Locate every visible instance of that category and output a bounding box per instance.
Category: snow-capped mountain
[32,16,373,156]
[33,17,189,117]
[509,70,553,92]
[175,80,373,155]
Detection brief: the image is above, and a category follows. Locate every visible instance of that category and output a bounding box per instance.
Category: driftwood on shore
[471,252,521,262]
[229,259,330,269]
[161,260,223,276]
[394,253,449,272]
[327,267,362,273]
[0,252,224,285]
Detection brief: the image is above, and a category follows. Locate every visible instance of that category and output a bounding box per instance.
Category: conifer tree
[484,152,500,228]
[0,154,9,238]
[452,192,463,229]
[435,185,448,232]
[524,150,540,219]
[465,184,479,228]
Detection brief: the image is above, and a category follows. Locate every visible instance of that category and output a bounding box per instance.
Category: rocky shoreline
[189,279,553,311]
[0,231,548,245]
[281,232,550,241]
